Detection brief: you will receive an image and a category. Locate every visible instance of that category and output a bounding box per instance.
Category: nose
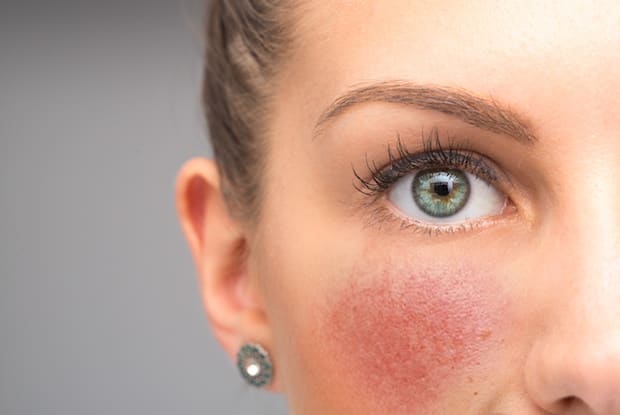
[525,333,620,414]
[523,224,620,414]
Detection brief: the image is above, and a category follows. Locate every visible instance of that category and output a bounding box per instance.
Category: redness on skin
[322,261,504,413]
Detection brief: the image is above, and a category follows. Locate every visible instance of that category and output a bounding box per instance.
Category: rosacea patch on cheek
[322,263,504,413]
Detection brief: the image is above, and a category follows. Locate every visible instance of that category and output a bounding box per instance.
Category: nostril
[559,396,578,408]
[556,395,592,413]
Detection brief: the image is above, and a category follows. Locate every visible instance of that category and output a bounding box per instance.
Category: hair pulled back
[203,0,298,221]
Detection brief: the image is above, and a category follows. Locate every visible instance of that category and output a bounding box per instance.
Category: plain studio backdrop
[0,1,287,413]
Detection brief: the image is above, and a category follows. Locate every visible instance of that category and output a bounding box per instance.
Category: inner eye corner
[502,195,519,214]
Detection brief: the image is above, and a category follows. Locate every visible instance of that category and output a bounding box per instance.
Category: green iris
[411,169,470,218]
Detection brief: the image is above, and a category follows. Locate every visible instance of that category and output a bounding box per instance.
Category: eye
[387,167,507,224]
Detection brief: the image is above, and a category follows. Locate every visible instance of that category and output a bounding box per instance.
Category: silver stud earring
[236,343,273,387]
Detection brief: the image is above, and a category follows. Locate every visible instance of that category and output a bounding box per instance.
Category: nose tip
[525,337,620,414]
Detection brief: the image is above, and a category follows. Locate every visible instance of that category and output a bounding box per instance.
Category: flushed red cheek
[320,263,503,413]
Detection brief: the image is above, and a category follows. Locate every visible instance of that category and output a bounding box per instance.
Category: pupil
[433,181,451,196]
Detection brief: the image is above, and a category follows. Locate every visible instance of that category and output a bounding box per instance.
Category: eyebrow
[312,80,537,144]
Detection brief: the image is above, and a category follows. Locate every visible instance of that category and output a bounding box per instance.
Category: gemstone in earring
[236,343,273,387]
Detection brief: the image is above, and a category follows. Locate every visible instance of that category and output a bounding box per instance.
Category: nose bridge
[549,146,620,344]
[561,149,620,308]
[534,88,620,319]
[542,181,620,359]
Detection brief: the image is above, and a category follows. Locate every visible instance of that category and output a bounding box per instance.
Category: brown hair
[203,0,298,222]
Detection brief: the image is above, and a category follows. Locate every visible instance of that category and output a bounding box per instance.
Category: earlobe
[174,158,276,389]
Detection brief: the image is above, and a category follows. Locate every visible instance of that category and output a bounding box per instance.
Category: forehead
[275,0,620,138]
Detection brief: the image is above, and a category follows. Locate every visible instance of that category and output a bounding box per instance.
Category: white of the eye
[388,171,505,225]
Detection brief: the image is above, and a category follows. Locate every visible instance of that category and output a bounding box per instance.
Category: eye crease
[352,128,514,235]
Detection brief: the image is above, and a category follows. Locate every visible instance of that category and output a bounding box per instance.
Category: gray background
[0,1,287,413]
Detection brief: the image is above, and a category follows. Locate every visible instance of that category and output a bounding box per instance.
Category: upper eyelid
[376,149,498,183]
[352,132,501,197]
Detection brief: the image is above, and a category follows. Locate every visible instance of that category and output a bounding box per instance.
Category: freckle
[479,329,492,340]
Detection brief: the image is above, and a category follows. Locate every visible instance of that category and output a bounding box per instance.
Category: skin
[176,1,620,414]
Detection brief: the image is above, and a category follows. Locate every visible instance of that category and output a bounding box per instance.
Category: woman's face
[216,1,620,414]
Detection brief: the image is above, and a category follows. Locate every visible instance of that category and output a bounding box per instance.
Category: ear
[174,158,277,390]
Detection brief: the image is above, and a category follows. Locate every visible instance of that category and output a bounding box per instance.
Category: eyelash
[352,127,505,236]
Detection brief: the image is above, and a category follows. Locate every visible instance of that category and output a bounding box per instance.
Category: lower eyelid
[364,193,519,237]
